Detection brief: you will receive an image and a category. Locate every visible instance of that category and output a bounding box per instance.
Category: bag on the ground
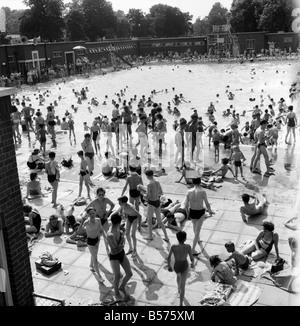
[62,158,73,168]
[74,197,86,206]
[40,251,58,266]
[271,258,286,274]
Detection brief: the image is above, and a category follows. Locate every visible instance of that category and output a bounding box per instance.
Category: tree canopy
[20,0,65,42]
[3,0,297,42]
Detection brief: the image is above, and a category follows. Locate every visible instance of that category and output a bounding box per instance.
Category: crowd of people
[11,58,300,305]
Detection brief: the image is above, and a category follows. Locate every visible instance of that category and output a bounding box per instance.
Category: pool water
[16,60,299,171]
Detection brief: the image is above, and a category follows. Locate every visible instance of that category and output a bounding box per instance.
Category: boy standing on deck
[140,170,169,242]
[167,231,194,306]
[230,145,246,179]
[121,166,143,231]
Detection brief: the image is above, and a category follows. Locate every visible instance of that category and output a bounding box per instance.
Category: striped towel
[228,280,263,306]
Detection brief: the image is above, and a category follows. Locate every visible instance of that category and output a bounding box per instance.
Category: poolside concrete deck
[18,133,300,306]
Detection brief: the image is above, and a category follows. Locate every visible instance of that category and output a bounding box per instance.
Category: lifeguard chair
[207,14,240,57]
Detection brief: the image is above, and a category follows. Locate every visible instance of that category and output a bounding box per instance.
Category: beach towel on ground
[227,280,263,306]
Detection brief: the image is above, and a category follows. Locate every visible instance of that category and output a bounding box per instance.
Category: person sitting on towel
[224,241,251,276]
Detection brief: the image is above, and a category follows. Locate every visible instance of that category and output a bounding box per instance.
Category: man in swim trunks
[251,120,274,177]
[121,166,143,231]
[167,231,194,306]
[285,105,298,144]
[102,213,133,301]
[142,170,169,242]
[117,196,142,258]
[81,133,95,176]
[77,207,105,283]
[240,193,269,222]
[77,150,91,199]
[184,178,213,256]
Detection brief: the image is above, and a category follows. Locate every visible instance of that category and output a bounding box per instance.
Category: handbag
[271,258,285,274]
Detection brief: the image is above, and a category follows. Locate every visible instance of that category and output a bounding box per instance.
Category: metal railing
[33,293,65,306]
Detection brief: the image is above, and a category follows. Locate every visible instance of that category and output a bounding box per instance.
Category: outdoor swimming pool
[16,59,299,167]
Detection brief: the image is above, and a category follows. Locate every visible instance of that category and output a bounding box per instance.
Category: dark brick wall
[0,91,34,306]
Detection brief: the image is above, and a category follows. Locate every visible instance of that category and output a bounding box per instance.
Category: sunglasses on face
[98,193,105,197]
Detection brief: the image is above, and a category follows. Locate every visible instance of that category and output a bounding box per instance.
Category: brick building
[0,87,34,306]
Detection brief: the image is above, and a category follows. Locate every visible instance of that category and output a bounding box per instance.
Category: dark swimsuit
[148,199,161,208]
[176,208,187,218]
[257,142,267,149]
[32,213,41,233]
[189,208,206,220]
[234,161,242,167]
[127,215,138,224]
[239,256,250,270]
[47,174,56,183]
[87,236,99,246]
[85,152,95,160]
[109,249,125,263]
[129,189,140,198]
[101,218,108,226]
[161,209,171,217]
[92,131,99,141]
[80,170,89,177]
[287,117,296,127]
[174,260,189,274]
[258,232,274,254]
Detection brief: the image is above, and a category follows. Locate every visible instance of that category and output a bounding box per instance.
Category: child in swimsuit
[167,231,194,306]
[121,166,143,231]
[117,196,142,258]
[224,241,251,276]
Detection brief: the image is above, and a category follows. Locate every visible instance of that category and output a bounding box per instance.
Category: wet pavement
[11,60,300,306]
[19,138,300,306]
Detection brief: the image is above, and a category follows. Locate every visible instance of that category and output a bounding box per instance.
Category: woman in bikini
[102,212,133,301]
[241,221,280,261]
[184,178,213,256]
[77,207,105,283]
[167,231,194,306]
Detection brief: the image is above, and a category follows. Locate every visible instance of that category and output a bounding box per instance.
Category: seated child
[23,205,42,240]
[241,132,250,145]
[210,158,235,181]
[175,162,201,186]
[45,215,63,237]
[209,255,237,286]
[224,241,251,276]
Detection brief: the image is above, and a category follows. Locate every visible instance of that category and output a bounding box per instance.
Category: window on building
[180,42,191,46]
[8,56,15,62]
[246,39,255,49]
[194,41,205,46]
[165,43,174,46]
[152,43,161,47]
[284,37,293,43]
[53,51,63,58]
